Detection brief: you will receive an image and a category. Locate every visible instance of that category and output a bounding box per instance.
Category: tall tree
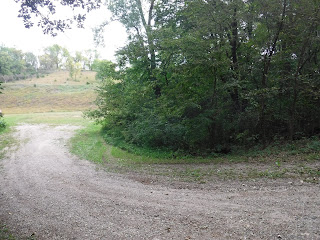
[24,52,38,72]
[44,44,63,69]
[104,0,161,95]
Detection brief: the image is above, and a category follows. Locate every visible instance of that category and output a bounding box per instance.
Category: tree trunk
[259,0,287,143]
[136,0,159,96]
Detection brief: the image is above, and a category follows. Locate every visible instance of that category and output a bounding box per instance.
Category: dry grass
[22,70,96,85]
[0,71,97,114]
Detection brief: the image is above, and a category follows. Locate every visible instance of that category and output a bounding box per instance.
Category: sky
[0,0,128,61]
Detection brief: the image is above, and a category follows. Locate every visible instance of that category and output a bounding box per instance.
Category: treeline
[0,46,38,82]
[0,44,100,82]
[89,0,320,153]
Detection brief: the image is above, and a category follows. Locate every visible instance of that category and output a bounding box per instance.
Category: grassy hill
[0,71,97,114]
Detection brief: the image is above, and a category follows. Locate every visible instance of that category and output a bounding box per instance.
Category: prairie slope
[0,71,97,114]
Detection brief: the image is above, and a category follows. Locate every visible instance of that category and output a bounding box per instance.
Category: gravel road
[0,124,319,239]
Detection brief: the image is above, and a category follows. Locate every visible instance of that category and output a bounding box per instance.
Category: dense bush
[88,0,320,153]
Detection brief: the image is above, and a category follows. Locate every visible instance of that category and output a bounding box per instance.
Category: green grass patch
[69,123,320,183]
[70,123,107,165]
[0,224,15,240]
[110,146,220,165]
[3,112,90,126]
[0,118,16,160]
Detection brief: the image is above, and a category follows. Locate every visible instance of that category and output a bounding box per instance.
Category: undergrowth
[70,123,320,182]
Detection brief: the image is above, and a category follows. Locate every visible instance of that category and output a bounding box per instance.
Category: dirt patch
[0,124,319,239]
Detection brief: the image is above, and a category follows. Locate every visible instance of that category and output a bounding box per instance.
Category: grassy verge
[0,117,16,160]
[70,124,107,165]
[0,224,15,240]
[70,124,320,183]
[3,112,90,126]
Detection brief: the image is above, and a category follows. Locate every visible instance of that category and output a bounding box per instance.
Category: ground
[0,71,97,114]
[0,123,319,239]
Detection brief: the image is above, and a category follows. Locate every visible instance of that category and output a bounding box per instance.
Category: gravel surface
[0,124,319,239]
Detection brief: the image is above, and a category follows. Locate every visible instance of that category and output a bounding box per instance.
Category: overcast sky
[0,0,127,61]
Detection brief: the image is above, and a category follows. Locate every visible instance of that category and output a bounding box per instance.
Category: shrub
[0,118,6,130]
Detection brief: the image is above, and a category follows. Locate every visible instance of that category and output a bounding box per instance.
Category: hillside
[0,71,97,114]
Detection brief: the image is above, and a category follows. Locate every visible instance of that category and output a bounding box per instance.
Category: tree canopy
[87,0,320,153]
[14,0,102,36]
[13,0,320,153]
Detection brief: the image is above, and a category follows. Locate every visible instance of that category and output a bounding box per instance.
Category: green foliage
[0,118,6,131]
[15,0,101,36]
[0,46,38,77]
[70,124,107,164]
[88,0,320,154]
[92,60,118,80]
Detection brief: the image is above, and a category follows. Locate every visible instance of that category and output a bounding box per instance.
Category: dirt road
[0,124,319,239]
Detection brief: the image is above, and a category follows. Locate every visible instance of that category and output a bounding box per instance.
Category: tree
[84,49,100,70]
[92,59,118,80]
[88,0,320,152]
[103,0,162,95]
[0,46,26,75]
[44,44,63,69]
[15,0,102,36]
[24,52,38,72]
[15,0,320,152]
[66,56,82,81]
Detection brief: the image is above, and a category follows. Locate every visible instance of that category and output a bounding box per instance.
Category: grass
[0,71,97,114]
[0,224,36,240]
[70,124,107,165]
[0,224,15,240]
[24,70,96,86]
[3,112,90,126]
[70,123,320,182]
[0,117,16,160]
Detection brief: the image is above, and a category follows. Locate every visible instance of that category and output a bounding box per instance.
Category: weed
[0,224,15,240]
[0,118,6,131]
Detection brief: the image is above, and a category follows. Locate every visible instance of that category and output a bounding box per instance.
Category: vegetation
[84,0,320,154]
[0,117,6,131]
[70,124,107,165]
[5,1,320,158]
[71,122,320,182]
[0,224,15,240]
[15,0,102,36]
[0,46,38,81]
[38,44,100,79]
[0,71,96,114]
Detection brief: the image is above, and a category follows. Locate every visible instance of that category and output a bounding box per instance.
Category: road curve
[0,124,319,239]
